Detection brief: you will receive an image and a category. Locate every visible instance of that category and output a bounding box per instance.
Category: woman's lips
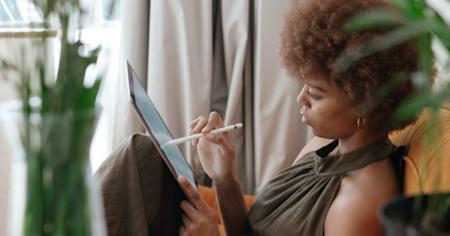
[302,115,311,125]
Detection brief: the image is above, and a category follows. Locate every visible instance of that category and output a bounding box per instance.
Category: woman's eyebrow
[308,84,326,93]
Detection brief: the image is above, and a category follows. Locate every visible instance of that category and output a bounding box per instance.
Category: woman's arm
[214,171,248,236]
[190,112,249,236]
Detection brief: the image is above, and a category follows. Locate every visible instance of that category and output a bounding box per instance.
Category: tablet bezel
[126,61,198,194]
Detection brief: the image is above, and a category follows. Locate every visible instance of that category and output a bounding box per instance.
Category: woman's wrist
[213,170,239,188]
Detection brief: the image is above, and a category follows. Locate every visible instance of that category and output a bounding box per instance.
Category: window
[103,0,120,21]
[0,0,42,26]
[1,0,120,27]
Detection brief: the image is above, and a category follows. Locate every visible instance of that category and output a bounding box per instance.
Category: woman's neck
[336,130,385,155]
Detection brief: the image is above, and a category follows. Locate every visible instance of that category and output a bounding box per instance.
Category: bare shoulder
[324,159,400,236]
[293,136,333,165]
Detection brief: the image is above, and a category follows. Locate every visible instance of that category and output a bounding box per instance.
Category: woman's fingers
[202,112,224,133]
[204,133,233,148]
[190,116,203,128]
[181,215,191,228]
[180,205,218,236]
[179,225,186,236]
[178,176,209,213]
[180,200,200,220]
[218,140,235,157]
[191,117,207,145]
[200,134,234,155]
[189,112,227,146]
[192,117,208,133]
[189,112,224,133]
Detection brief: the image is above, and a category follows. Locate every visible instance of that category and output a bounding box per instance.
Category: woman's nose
[297,85,311,108]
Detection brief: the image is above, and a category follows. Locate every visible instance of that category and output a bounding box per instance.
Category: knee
[129,133,153,148]
[96,133,159,176]
[128,133,157,156]
[127,133,162,166]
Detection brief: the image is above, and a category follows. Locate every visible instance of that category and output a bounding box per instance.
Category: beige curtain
[109,0,309,194]
[251,1,309,192]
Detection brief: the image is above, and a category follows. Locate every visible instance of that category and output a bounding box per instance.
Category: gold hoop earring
[357,117,365,129]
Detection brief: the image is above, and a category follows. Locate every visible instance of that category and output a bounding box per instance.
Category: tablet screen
[128,63,196,188]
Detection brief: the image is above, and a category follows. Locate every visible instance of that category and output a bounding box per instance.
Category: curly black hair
[280,0,420,132]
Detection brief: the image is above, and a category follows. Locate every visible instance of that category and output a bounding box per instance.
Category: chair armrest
[199,185,255,224]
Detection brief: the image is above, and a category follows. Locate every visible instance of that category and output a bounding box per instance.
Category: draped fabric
[109,0,309,194]
[248,137,396,236]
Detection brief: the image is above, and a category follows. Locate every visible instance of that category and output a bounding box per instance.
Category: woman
[97,0,420,235]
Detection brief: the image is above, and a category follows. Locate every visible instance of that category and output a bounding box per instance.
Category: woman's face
[297,75,359,139]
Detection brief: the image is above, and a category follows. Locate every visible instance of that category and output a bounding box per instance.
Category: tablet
[126,61,197,191]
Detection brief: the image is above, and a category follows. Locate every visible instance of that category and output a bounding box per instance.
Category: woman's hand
[189,113,247,236]
[178,176,220,236]
[190,112,237,182]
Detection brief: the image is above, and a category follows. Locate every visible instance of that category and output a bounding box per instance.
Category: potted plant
[340,0,450,235]
[0,0,116,235]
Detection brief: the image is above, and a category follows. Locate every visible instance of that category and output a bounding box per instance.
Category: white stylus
[161,123,243,148]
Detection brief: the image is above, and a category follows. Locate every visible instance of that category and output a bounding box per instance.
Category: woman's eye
[307,89,321,100]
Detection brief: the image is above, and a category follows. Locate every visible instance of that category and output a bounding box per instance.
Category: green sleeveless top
[247,137,397,236]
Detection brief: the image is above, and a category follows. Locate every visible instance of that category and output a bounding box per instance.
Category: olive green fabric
[248,137,396,236]
[95,133,185,236]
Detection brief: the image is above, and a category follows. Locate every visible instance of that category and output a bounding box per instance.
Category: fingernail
[178,176,186,184]
[205,134,214,139]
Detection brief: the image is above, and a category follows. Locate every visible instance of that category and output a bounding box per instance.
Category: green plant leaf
[357,72,410,115]
[337,19,431,71]
[393,92,432,122]
[415,33,434,82]
[389,0,426,20]
[393,82,450,122]
[75,79,102,111]
[430,16,450,50]
[344,9,402,32]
